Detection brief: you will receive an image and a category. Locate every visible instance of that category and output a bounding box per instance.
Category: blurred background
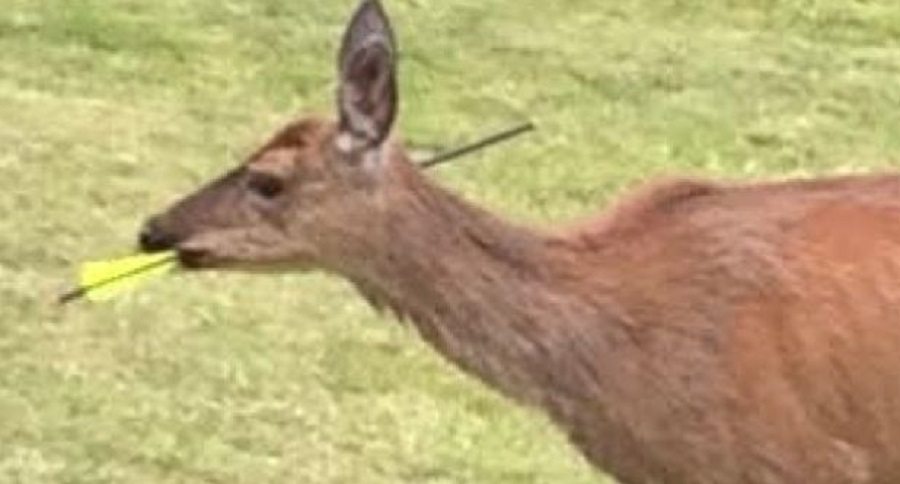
[2,0,900,482]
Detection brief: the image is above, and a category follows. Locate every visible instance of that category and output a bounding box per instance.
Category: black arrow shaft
[420,121,535,169]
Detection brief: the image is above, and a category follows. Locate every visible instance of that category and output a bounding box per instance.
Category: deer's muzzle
[139,218,180,253]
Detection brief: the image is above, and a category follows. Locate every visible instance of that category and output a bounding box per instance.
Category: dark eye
[247,173,285,199]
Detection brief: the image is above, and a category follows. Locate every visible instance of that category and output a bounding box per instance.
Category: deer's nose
[139,219,178,253]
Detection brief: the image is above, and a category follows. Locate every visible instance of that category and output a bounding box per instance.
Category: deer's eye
[247,173,285,200]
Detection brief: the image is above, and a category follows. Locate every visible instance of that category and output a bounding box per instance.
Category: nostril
[139,220,177,253]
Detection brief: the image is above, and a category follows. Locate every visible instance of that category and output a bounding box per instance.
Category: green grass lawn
[3,0,900,482]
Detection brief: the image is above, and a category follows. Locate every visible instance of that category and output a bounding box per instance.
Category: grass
[2,0,900,482]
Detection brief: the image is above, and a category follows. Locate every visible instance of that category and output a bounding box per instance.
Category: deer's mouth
[177,247,215,270]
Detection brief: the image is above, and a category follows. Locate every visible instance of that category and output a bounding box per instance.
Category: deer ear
[336,0,398,151]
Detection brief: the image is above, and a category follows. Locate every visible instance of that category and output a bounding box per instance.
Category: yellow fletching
[77,252,178,301]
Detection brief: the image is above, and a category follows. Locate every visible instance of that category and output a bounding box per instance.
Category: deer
[137,1,900,483]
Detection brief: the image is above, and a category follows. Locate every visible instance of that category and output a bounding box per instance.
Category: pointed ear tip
[355,0,380,14]
[355,0,391,23]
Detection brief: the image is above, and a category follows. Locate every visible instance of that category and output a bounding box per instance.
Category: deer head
[139,0,410,273]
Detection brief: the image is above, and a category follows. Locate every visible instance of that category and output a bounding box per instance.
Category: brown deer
[138,1,900,482]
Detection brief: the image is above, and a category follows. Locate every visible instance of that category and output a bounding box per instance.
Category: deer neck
[341,168,631,408]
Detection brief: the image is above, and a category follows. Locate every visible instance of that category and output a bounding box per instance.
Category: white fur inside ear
[335,132,356,154]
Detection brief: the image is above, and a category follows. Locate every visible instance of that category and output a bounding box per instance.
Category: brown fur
[149,124,900,482]
[347,160,900,483]
[140,2,900,482]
